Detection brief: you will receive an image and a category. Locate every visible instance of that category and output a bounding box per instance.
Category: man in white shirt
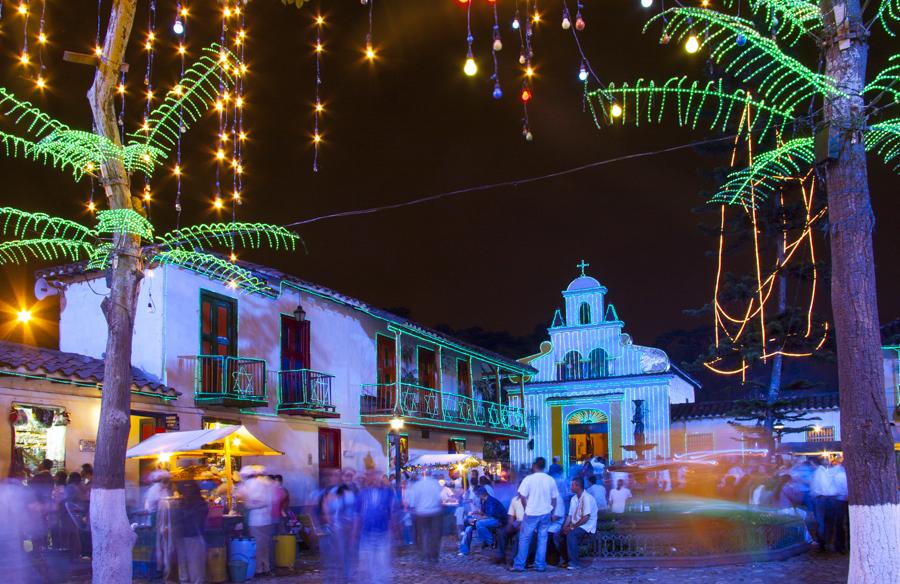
[810,456,837,549]
[407,471,445,563]
[511,457,560,572]
[608,479,632,514]
[586,475,607,512]
[830,457,848,554]
[562,477,598,569]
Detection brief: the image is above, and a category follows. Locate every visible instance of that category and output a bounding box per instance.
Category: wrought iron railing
[589,515,808,560]
[277,369,335,413]
[188,355,267,404]
[360,382,525,433]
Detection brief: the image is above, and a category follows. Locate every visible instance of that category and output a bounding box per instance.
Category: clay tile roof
[0,340,178,398]
[670,392,840,422]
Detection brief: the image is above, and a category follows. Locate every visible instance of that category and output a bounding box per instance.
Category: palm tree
[587,2,899,579]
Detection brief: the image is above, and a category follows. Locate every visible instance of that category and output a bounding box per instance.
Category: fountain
[620,399,657,460]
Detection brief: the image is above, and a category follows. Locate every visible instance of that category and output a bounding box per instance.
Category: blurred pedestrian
[319,468,358,582]
[609,479,632,514]
[270,475,289,533]
[511,457,559,572]
[831,457,848,553]
[80,464,93,486]
[237,466,276,576]
[810,456,837,550]
[174,482,208,584]
[548,457,563,477]
[407,470,443,564]
[144,470,172,513]
[357,470,393,584]
[586,474,607,512]
[560,477,597,570]
[62,472,89,558]
[458,486,506,556]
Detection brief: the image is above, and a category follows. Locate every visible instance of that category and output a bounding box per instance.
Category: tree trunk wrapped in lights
[587,1,900,581]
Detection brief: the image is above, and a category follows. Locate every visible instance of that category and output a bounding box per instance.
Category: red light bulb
[521,88,532,102]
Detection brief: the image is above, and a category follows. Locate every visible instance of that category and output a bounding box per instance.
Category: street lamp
[389,417,404,495]
[293,303,307,322]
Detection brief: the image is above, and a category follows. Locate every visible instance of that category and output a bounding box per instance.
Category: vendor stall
[126,425,281,513]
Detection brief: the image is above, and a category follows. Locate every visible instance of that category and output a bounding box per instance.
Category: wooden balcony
[187,355,268,408]
[360,382,526,439]
[276,369,339,419]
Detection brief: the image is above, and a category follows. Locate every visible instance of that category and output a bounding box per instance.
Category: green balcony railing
[360,382,525,435]
[277,369,338,417]
[191,355,268,407]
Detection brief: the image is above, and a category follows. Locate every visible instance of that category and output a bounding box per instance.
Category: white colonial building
[511,263,699,472]
[2,258,533,506]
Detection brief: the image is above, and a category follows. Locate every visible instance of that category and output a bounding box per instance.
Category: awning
[126,425,281,459]
[404,452,484,469]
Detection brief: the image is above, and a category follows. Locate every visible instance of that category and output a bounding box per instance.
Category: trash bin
[274,534,296,568]
[207,546,227,583]
[227,560,248,583]
[228,537,256,579]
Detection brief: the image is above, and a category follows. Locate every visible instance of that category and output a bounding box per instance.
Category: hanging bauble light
[521,88,532,102]
[736,33,747,46]
[641,0,653,7]
[493,38,503,51]
[562,17,571,30]
[578,65,588,82]
[173,19,185,35]
[512,18,520,30]
[610,104,623,117]
[685,35,700,53]
[492,84,503,99]
[575,17,585,30]
[464,56,478,76]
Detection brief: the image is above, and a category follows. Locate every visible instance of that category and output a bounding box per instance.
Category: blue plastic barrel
[228,537,257,579]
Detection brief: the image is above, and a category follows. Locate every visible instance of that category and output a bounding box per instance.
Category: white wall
[54,265,511,504]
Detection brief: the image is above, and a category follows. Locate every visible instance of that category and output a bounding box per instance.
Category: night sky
[0,1,897,361]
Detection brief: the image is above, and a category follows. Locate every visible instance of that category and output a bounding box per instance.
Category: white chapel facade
[510,262,699,471]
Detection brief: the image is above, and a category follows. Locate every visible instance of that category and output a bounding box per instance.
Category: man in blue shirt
[458,487,508,557]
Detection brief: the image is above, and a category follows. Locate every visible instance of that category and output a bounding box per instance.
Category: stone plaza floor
[257,539,850,584]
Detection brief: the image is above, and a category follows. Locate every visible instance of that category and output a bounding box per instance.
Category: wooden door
[281,315,311,403]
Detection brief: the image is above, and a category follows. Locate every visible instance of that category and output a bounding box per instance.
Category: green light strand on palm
[712,138,815,205]
[724,0,822,45]
[867,120,900,170]
[864,56,900,104]
[127,45,237,158]
[0,43,234,181]
[648,8,841,111]
[586,77,796,139]
[875,0,900,36]
[150,250,272,296]
[157,222,299,252]
[0,88,69,139]
[0,208,299,295]
[0,207,94,241]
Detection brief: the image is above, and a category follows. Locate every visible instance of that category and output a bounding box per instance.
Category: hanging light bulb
[173,19,184,35]
[463,54,478,77]
[492,83,503,99]
[578,64,588,82]
[562,16,571,30]
[525,65,535,78]
[610,103,623,117]
[19,52,30,65]
[685,35,700,53]
[35,76,46,89]
[365,41,376,61]
[213,197,224,209]
[520,88,532,102]
[512,17,520,30]
[17,3,27,16]
[575,17,586,30]
[493,38,503,51]
[37,32,47,44]
[641,0,653,7]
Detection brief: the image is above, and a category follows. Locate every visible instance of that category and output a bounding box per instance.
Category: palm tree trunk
[821,1,900,581]
[85,1,141,582]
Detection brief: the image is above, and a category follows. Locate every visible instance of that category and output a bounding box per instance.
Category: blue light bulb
[492,85,503,100]
[173,20,185,35]
[736,33,747,47]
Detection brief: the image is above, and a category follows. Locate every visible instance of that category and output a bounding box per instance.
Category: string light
[490,0,503,99]
[173,3,185,35]
[364,0,376,62]
[463,0,476,77]
[313,6,324,171]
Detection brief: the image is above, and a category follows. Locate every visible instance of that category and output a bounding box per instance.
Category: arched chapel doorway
[566,408,609,467]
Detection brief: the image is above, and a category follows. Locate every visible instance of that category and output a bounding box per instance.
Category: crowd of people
[0,450,852,582]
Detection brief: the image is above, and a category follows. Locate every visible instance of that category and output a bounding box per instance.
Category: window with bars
[686,432,714,452]
[806,426,835,443]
